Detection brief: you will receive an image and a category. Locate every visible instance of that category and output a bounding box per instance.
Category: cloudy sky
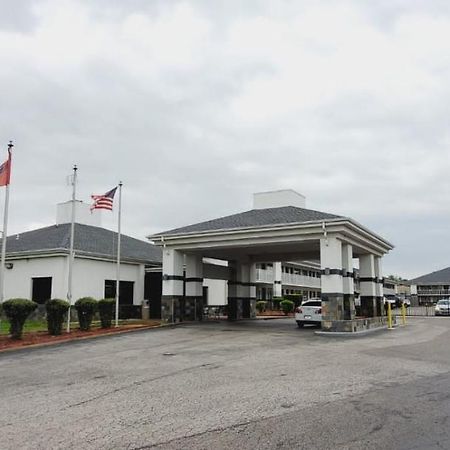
[1,0,449,279]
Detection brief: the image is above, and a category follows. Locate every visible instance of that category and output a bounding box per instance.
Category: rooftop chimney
[253,189,306,209]
[56,200,102,227]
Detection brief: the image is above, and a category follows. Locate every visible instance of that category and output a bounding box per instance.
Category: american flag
[91,186,117,211]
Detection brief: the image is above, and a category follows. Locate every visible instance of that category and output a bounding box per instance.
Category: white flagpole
[66,165,77,333]
[115,182,122,327]
[0,141,13,304]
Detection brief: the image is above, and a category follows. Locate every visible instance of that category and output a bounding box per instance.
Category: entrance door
[32,277,52,304]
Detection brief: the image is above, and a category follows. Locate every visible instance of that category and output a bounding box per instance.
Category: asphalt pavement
[1,317,450,449]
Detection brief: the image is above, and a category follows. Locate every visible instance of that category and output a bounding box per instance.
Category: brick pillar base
[321,293,345,321]
[360,296,376,317]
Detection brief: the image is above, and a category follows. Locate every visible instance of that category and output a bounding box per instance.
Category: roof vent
[253,189,306,209]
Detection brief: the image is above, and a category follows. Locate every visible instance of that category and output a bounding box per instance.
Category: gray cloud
[1,0,450,279]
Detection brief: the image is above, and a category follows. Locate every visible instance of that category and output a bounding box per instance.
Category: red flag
[0,148,11,186]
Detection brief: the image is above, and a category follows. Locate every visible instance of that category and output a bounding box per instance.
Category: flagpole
[0,141,13,304]
[115,181,122,327]
[66,165,77,333]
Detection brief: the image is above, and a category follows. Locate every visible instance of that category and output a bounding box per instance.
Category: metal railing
[282,273,321,288]
[255,269,274,283]
[417,290,450,296]
[393,306,442,317]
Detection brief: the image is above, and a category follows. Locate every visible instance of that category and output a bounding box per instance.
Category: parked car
[435,299,450,316]
[295,299,322,327]
[384,296,397,308]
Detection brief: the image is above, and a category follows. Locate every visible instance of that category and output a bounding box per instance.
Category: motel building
[1,190,394,334]
[149,190,394,334]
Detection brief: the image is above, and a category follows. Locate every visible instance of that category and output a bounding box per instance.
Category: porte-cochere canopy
[149,191,393,333]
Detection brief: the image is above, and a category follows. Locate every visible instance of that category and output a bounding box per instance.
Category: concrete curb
[0,323,171,355]
[315,324,399,337]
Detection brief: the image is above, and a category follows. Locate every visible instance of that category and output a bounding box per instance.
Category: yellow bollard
[402,303,406,326]
[387,301,393,329]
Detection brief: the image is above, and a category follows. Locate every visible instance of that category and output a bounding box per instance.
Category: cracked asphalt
[2,317,450,449]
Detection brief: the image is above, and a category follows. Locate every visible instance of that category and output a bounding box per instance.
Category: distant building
[410,267,450,305]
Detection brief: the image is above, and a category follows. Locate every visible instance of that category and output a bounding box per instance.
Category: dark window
[32,277,52,304]
[303,300,321,307]
[104,280,134,305]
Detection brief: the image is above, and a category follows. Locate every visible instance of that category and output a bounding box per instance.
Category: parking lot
[2,317,450,449]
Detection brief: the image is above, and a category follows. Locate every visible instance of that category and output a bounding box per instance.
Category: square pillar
[227,262,239,321]
[273,262,282,298]
[342,243,356,320]
[359,254,377,317]
[249,263,257,318]
[162,248,184,323]
[374,256,384,316]
[185,254,203,321]
[320,236,344,324]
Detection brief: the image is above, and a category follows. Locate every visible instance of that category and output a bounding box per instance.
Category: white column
[249,263,257,318]
[342,243,355,320]
[273,262,282,298]
[249,263,257,300]
[185,254,203,321]
[162,248,184,322]
[374,256,383,298]
[320,236,344,324]
[359,253,377,317]
[374,256,384,316]
[320,237,343,294]
[185,254,203,297]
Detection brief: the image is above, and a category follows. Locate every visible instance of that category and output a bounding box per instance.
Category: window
[104,280,134,305]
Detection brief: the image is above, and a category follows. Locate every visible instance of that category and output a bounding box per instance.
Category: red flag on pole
[0,148,11,186]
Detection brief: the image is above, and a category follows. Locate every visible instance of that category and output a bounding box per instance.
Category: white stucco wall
[4,255,145,305]
[203,279,227,305]
[4,256,68,301]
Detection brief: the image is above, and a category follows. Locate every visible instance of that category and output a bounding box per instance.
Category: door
[32,277,52,304]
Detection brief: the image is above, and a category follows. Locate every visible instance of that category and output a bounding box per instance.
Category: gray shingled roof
[157,206,344,236]
[3,223,162,264]
[410,267,450,284]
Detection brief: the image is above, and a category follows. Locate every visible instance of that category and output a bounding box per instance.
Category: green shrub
[255,301,267,313]
[1,298,38,339]
[272,298,282,310]
[283,294,303,307]
[45,299,70,336]
[98,298,115,328]
[74,297,98,331]
[280,299,294,315]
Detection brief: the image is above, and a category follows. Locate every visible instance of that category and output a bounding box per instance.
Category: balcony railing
[282,273,321,288]
[417,290,450,296]
[255,269,274,283]
[255,269,321,288]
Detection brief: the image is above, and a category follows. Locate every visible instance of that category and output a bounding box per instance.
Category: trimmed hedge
[280,299,294,315]
[272,298,282,310]
[255,301,267,313]
[1,298,38,339]
[74,297,98,331]
[46,299,70,336]
[283,294,303,307]
[98,298,115,328]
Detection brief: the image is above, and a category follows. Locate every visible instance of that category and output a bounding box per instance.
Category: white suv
[295,299,322,328]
